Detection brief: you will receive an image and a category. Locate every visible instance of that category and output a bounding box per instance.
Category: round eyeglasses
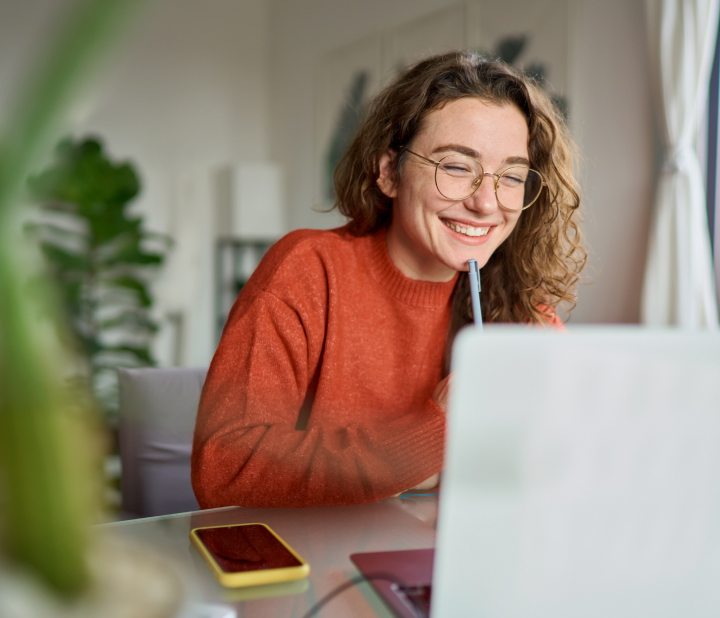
[404,149,546,211]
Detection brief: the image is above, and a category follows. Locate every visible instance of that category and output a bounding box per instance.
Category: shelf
[215,238,276,342]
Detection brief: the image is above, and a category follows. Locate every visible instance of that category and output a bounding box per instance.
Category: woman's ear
[377,150,398,198]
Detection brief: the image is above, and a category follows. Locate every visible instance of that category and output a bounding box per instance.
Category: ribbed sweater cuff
[380,400,447,488]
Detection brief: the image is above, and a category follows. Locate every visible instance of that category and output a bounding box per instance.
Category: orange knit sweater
[191,226,457,508]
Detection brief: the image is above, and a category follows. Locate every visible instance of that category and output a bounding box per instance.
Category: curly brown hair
[334,51,586,349]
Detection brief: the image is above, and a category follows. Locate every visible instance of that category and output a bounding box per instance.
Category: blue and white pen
[467,259,482,330]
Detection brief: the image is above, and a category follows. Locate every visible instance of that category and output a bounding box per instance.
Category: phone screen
[195,524,302,573]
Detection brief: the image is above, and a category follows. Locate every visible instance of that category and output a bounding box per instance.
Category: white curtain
[642,0,720,328]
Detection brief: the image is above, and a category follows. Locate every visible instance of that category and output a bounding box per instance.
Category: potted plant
[26,136,169,420]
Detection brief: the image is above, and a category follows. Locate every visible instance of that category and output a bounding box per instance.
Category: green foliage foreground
[0,0,142,598]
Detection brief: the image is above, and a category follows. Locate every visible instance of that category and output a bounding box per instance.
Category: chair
[117,367,207,518]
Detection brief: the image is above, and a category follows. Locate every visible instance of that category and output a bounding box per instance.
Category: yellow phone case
[190,523,310,588]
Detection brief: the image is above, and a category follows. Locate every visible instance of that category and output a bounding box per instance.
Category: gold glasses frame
[403,149,546,212]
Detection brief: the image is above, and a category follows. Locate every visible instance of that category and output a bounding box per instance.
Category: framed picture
[314,35,383,212]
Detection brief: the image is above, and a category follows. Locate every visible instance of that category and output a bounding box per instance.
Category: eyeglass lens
[435,154,543,210]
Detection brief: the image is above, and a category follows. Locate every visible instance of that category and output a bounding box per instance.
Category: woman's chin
[441,251,491,273]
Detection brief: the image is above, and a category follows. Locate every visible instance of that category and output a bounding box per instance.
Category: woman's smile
[441,217,494,239]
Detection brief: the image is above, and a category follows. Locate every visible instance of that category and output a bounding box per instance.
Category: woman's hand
[411,473,440,490]
[404,375,452,493]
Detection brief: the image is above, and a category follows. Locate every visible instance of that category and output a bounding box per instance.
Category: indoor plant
[26,136,169,419]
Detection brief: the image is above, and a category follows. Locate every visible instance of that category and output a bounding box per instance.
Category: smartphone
[190,523,310,588]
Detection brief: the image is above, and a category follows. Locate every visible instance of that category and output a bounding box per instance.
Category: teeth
[444,220,490,237]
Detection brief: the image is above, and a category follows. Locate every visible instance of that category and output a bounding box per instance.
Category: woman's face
[380,97,530,282]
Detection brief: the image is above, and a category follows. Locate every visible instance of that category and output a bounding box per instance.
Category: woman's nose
[463,173,498,215]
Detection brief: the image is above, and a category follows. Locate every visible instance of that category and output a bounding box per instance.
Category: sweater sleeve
[191,289,446,509]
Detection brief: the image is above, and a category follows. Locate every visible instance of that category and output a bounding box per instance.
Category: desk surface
[104,497,438,617]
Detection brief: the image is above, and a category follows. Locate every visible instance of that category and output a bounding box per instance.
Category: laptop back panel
[433,327,720,617]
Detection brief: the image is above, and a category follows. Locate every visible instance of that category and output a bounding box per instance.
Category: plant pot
[0,536,185,618]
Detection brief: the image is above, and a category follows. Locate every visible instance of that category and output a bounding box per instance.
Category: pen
[467,259,482,330]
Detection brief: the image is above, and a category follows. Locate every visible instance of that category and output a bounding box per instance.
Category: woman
[191,52,586,508]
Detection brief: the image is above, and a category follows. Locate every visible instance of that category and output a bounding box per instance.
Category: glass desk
[103,497,438,617]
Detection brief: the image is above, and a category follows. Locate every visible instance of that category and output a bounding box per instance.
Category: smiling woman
[379,99,530,282]
[191,51,586,509]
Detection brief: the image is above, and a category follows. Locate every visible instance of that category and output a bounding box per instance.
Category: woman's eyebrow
[505,155,531,166]
[432,144,479,158]
[431,145,531,167]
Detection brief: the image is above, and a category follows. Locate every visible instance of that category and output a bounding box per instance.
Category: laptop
[352,327,720,617]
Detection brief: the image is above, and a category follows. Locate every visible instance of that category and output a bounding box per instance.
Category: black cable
[300,571,407,618]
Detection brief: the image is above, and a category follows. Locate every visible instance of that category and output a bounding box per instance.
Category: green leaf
[102,276,152,307]
[77,333,102,359]
[28,138,141,215]
[99,245,164,267]
[26,221,89,246]
[98,310,158,333]
[91,214,142,245]
[40,244,89,273]
[95,344,154,365]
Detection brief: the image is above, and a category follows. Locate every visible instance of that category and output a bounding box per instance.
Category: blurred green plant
[0,0,142,599]
[27,137,169,417]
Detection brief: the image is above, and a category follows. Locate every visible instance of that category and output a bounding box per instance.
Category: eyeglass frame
[402,148,546,212]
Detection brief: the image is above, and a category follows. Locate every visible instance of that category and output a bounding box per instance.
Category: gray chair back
[117,367,207,518]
